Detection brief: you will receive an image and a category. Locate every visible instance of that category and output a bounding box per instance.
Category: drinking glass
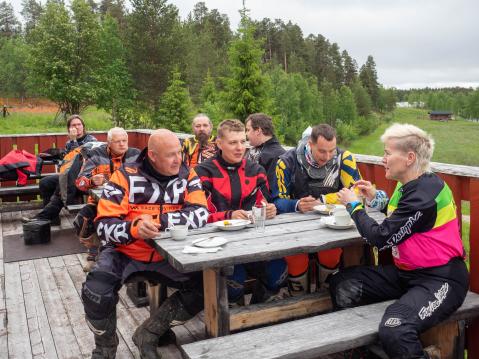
[252,204,266,233]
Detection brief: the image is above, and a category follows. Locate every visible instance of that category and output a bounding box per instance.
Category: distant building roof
[429,111,453,115]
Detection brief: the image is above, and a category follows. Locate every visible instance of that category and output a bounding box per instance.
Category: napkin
[182,245,223,254]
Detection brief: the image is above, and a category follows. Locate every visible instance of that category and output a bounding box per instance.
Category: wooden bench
[181,291,479,359]
[66,203,86,214]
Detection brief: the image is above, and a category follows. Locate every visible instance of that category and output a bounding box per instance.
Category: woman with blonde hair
[330,123,468,358]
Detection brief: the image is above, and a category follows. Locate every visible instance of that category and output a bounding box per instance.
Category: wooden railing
[1,131,478,356]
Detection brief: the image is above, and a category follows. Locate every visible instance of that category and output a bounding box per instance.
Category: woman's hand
[353,180,376,201]
[337,188,359,205]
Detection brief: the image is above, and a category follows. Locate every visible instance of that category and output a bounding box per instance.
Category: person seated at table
[81,129,209,359]
[22,114,97,226]
[271,124,362,295]
[195,119,287,304]
[245,113,285,188]
[182,113,218,168]
[331,123,468,359]
[73,127,140,272]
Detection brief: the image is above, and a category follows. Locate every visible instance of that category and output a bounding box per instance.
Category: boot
[86,313,118,359]
[317,264,339,290]
[287,272,310,296]
[132,292,193,359]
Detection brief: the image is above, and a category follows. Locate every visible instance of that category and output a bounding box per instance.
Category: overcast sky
[9,0,479,89]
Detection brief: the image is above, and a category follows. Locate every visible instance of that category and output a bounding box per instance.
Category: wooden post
[203,268,230,337]
[467,178,479,358]
[421,321,458,359]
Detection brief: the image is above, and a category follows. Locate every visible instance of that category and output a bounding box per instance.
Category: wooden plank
[0,222,8,357]
[182,291,479,359]
[420,321,458,359]
[19,260,58,358]
[48,256,94,357]
[33,257,82,358]
[153,213,385,272]
[203,268,229,337]
[2,211,23,237]
[468,178,479,359]
[4,261,32,358]
[230,292,332,331]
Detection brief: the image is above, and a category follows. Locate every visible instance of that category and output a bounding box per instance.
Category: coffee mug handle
[165,227,172,233]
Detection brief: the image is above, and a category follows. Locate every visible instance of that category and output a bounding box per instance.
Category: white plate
[321,216,355,229]
[211,219,250,231]
[313,204,345,215]
[192,236,228,248]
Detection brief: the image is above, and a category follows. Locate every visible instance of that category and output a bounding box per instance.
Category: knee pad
[285,254,308,276]
[379,303,423,358]
[329,277,363,309]
[287,272,309,296]
[265,259,288,291]
[82,271,121,320]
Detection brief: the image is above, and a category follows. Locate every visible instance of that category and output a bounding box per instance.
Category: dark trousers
[82,247,204,322]
[35,193,63,220]
[39,174,59,207]
[328,258,469,358]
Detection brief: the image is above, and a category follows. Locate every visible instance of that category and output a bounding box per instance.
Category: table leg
[203,268,230,337]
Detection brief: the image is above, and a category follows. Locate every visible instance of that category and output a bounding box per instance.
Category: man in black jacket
[245,113,285,187]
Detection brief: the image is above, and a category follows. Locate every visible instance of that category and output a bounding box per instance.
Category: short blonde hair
[217,119,244,139]
[381,123,435,173]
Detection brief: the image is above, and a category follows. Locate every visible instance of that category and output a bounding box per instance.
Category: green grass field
[349,108,479,166]
[0,107,112,134]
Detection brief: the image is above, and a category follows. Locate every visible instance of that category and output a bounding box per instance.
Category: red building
[429,111,453,121]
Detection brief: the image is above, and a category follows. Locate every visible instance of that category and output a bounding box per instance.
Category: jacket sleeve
[323,151,362,204]
[94,170,138,246]
[272,158,299,213]
[350,195,436,250]
[158,168,209,229]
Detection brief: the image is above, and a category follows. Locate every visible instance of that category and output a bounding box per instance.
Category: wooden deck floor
[0,209,343,359]
[0,209,195,359]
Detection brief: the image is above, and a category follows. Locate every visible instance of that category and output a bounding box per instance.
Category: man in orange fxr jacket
[81,130,209,359]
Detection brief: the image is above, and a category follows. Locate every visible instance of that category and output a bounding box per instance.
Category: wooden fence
[1,131,478,356]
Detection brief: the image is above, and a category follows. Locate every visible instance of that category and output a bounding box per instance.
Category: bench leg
[203,268,229,337]
[421,320,459,359]
[147,282,167,316]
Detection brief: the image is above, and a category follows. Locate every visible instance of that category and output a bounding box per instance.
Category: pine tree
[359,55,380,109]
[0,1,21,38]
[342,50,358,86]
[21,0,43,37]
[224,7,269,122]
[157,67,194,132]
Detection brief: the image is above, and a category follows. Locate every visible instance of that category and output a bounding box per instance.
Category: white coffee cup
[165,225,188,241]
[333,208,351,226]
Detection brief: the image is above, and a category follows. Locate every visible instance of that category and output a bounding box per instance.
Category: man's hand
[231,210,250,220]
[337,188,359,205]
[137,214,161,240]
[91,174,105,186]
[265,203,276,219]
[353,180,376,201]
[297,195,321,213]
[68,127,78,141]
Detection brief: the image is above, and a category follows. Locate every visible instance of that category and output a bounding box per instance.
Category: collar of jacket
[187,135,216,155]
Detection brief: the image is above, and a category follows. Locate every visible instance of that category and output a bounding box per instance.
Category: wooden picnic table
[152,210,384,337]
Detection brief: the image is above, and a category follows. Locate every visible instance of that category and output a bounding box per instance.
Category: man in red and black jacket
[195,119,287,304]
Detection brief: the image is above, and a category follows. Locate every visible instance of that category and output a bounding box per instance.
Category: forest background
[1,0,479,147]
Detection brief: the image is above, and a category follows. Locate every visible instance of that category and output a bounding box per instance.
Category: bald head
[148,129,182,176]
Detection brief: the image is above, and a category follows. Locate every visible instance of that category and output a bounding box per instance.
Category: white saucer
[321,216,355,229]
[192,236,228,248]
[313,204,345,215]
[211,219,250,231]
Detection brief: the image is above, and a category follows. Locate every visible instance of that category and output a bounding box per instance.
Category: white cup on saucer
[165,225,188,241]
[333,207,351,226]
